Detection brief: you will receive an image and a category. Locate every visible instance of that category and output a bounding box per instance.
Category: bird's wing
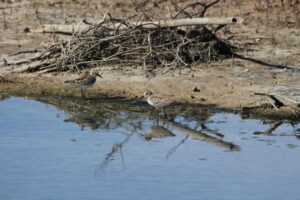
[152,96,172,104]
[65,74,90,85]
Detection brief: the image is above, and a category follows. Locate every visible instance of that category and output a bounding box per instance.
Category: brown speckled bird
[144,90,173,118]
[64,69,102,99]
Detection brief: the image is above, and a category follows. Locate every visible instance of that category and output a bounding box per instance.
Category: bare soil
[0,0,300,110]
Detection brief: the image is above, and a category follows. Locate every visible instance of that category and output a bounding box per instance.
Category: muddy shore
[0,0,300,111]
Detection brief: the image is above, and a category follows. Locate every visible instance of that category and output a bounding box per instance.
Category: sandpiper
[64,69,102,99]
[143,90,173,118]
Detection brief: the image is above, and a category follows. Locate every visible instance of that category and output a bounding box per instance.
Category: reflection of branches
[120,145,125,171]
[95,131,133,173]
[290,122,300,140]
[166,135,189,160]
[0,94,10,102]
[201,123,224,138]
[37,97,146,132]
[254,121,300,140]
[38,96,239,151]
[64,114,99,131]
[165,119,240,151]
[254,121,283,135]
[37,96,240,159]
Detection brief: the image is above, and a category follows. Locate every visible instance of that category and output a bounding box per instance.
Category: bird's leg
[163,107,167,119]
[81,88,86,99]
[290,122,296,134]
[80,88,84,98]
[84,89,88,99]
[156,109,160,125]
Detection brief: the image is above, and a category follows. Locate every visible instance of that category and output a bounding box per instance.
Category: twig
[200,0,221,17]
[270,93,298,104]
[166,135,189,159]
[10,49,41,56]
[254,92,285,108]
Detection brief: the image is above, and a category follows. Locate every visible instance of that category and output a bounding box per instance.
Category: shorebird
[143,90,173,118]
[64,69,102,99]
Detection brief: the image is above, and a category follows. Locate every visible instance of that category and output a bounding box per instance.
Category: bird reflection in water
[36,97,241,171]
[64,114,100,131]
[144,125,175,141]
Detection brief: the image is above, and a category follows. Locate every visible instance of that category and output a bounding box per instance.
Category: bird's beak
[97,73,103,78]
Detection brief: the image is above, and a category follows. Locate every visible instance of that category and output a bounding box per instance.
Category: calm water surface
[0,96,300,200]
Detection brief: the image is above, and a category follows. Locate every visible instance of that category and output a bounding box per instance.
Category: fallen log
[254,92,298,107]
[248,92,300,119]
[254,92,286,109]
[31,17,243,35]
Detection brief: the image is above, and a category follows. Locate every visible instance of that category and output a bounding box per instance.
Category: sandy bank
[0,59,289,110]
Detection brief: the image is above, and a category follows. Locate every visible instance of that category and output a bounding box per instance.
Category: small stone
[193,87,200,92]
[24,27,31,33]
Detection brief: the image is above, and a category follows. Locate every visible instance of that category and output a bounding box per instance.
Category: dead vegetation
[242,92,300,120]
[7,0,241,75]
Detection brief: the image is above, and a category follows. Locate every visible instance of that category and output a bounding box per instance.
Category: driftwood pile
[12,0,242,74]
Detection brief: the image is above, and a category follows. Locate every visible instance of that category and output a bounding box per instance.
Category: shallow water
[0,96,300,200]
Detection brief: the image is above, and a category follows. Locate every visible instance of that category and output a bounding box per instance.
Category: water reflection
[64,114,100,131]
[6,95,300,170]
[0,94,10,101]
[1,96,300,199]
[166,135,189,159]
[144,126,176,141]
[37,96,241,153]
[30,96,246,172]
[97,132,131,171]
[254,121,300,139]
